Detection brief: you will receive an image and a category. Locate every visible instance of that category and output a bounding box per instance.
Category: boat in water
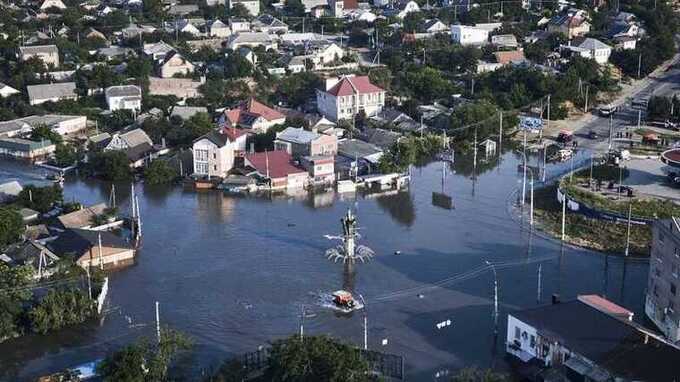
[327,290,364,313]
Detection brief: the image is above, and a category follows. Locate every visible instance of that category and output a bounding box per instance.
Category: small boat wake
[315,291,364,314]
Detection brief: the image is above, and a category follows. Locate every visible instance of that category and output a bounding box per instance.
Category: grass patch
[533,185,651,257]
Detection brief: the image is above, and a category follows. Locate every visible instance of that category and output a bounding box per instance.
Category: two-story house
[316,75,385,122]
[274,127,338,158]
[451,25,489,45]
[18,45,60,68]
[192,128,248,178]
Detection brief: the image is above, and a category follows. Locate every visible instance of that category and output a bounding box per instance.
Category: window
[213,165,217,171]
[530,335,536,348]
[195,149,208,161]
[213,153,217,159]
[515,327,520,340]
[195,162,208,174]
[672,283,677,296]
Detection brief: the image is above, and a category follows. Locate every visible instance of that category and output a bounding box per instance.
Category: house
[613,35,637,50]
[159,51,195,78]
[0,181,23,203]
[301,155,335,185]
[27,82,77,105]
[562,38,611,65]
[310,42,345,68]
[47,228,135,269]
[104,128,156,167]
[358,128,400,150]
[337,139,383,165]
[97,46,136,61]
[168,3,200,16]
[394,0,419,19]
[244,150,308,190]
[507,295,680,381]
[370,108,421,132]
[170,106,208,120]
[0,138,55,162]
[40,0,66,10]
[252,14,289,34]
[105,85,142,112]
[493,49,526,65]
[0,82,20,98]
[646,218,680,343]
[229,0,260,16]
[316,75,386,122]
[274,127,338,158]
[423,19,449,34]
[238,47,257,65]
[143,41,176,61]
[192,128,248,178]
[219,98,286,133]
[121,23,157,39]
[227,32,277,50]
[85,28,107,42]
[451,25,489,45]
[491,34,519,48]
[0,241,60,279]
[547,9,591,39]
[209,19,231,37]
[229,18,251,33]
[0,114,87,138]
[56,203,109,229]
[174,19,202,37]
[18,45,60,67]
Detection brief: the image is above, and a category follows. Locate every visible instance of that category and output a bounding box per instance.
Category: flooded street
[0,151,648,381]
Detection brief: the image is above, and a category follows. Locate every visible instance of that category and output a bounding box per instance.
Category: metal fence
[239,346,404,380]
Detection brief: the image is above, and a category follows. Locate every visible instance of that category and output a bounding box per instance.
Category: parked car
[599,104,616,116]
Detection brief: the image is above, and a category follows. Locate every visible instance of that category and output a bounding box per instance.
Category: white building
[229,0,260,16]
[40,0,66,10]
[316,75,386,122]
[18,45,60,68]
[563,38,612,65]
[192,129,247,178]
[105,85,142,112]
[451,25,489,45]
[209,20,231,37]
[396,0,420,18]
[0,82,20,98]
[229,18,251,33]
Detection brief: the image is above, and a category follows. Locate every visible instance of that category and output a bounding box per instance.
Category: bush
[0,207,24,248]
[28,288,96,334]
[18,184,63,213]
[144,161,177,185]
[86,151,132,181]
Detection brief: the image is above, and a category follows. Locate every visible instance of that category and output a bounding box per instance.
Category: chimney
[552,294,560,305]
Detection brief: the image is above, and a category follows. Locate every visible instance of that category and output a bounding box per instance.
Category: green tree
[0,207,24,248]
[264,335,372,382]
[144,160,177,185]
[0,263,33,340]
[18,185,63,213]
[30,124,63,144]
[98,328,192,382]
[28,288,96,334]
[87,151,132,181]
[224,50,253,79]
[54,143,78,167]
[284,0,305,16]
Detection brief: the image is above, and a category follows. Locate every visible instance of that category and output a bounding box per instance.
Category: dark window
[671,283,677,296]
[530,335,536,348]
[515,327,520,340]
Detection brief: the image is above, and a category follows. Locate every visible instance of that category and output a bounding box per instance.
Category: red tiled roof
[344,0,358,8]
[325,76,384,97]
[222,127,248,141]
[578,295,633,317]
[493,50,525,65]
[223,98,285,125]
[245,150,306,179]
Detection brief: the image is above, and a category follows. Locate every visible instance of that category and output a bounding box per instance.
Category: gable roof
[325,76,384,97]
[57,203,108,229]
[47,228,131,256]
[105,85,141,98]
[27,82,76,102]
[223,98,286,126]
[244,150,306,179]
[120,128,153,148]
[575,37,611,50]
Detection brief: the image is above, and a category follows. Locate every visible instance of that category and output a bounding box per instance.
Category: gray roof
[229,32,274,45]
[0,181,23,197]
[120,128,153,147]
[27,82,76,102]
[276,127,319,145]
[170,106,207,119]
[19,44,58,55]
[338,139,383,159]
[143,41,175,56]
[105,85,141,98]
[576,37,611,50]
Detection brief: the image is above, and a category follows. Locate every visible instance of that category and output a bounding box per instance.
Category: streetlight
[517,150,535,226]
[358,294,367,350]
[485,260,499,335]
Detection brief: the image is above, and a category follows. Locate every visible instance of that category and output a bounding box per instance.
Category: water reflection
[374,191,415,227]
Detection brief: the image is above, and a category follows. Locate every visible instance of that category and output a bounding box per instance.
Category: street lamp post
[518,150,535,225]
[485,261,499,335]
[359,294,367,350]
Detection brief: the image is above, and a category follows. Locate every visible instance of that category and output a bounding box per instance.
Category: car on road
[632,98,649,108]
[588,131,599,139]
[599,104,617,116]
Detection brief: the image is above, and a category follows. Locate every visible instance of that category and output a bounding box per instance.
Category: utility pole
[589,153,594,190]
[156,301,161,344]
[299,305,305,341]
[637,109,642,129]
[86,266,92,300]
[584,85,589,113]
[359,294,367,350]
[485,261,498,335]
[625,203,632,257]
[522,132,527,205]
[530,173,534,226]
[537,264,542,303]
[546,94,551,131]
[498,111,503,156]
[608,113,613,151]
[561,190,566,241]
[637,53,642,79]
[618,165,623,200]
[98,232,104,270]
[471,77,475,96]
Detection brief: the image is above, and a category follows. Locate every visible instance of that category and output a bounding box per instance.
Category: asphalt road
[574,51,680,152]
